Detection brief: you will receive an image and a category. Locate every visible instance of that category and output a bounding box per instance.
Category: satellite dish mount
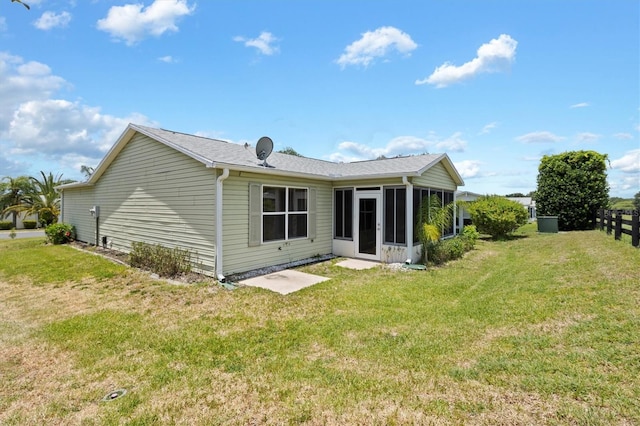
[256,136,274,168]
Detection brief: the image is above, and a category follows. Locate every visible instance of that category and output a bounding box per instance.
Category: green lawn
[1,226,639,425]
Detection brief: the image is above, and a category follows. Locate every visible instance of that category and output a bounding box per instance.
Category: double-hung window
[262,186,308,242]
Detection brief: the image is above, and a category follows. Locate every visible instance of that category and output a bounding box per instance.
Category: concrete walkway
[240,269,330,295]
[335,258,380,270]
[239,258,380,295]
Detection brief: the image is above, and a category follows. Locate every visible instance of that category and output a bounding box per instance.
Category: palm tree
[0,176,32,228]
[4,172,74,227]
[416,194,455,262]
[277,147,303,157]
[80,165,95,178]
[9,0,30,10]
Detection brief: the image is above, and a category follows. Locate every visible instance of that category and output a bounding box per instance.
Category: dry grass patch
[1,231,639,424]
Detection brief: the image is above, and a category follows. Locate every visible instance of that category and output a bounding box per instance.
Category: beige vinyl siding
[222,171,332,275]
[61,187,96,244]
[413,162,457,190]
[65,134,218,274]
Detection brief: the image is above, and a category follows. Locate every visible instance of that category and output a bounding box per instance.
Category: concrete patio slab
[336,258,380,270]
[239,269,330,295]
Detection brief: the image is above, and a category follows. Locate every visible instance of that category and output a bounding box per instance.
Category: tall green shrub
[466,195,527,239]
[536,151,609,231]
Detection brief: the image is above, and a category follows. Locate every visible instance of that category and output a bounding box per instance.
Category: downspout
[402,176,413,262]
[215,168,230,281]
[59,189,64,223]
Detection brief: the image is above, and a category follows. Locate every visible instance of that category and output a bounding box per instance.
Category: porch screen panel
[334,188,353,240]
[384,187,406,245]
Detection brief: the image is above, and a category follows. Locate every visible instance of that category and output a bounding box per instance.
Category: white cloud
[233,32,280,56]
[613,132,633,140]
[0,151,20,174]
[328,132,466,162]
[515,131,565,144]
[0,52,153,178]
[479,121,499,135]
[34,11,72,30]
[97,0,195,46]
[158,55,177,63]
[611,149,640,173]
[610,175,640,193]
[575,132,600,143]
[0,52,67,123]
[336,26,417,68]
[454,160,482,179]
[417,34,517,88]
[6,99,150,158]
[435,132,467,152]
[570,102,590,109]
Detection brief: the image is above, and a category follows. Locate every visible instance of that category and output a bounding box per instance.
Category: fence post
[614,211,622,241]
[598,209,604,230]
[632,211,639,248]
[606,210,612,234]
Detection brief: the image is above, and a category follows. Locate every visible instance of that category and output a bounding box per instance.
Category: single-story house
[455,190,485,231]
[507,197,537,221]
[58,124,464,280]
[2,212,38,229]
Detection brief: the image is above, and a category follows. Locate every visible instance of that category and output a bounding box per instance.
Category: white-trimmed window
[262,186,308,242]
[249,183,316,247]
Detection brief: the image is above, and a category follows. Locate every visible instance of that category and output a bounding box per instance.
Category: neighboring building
[2,212,38,229]
[455,190,484,231]
[15,213,38,229]
[507,197,537,221]
[58,124,464,279]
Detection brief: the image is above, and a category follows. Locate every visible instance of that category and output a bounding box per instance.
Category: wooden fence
[596,209,639,248]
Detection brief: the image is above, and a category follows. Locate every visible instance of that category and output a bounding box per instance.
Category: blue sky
[1,0,638,197]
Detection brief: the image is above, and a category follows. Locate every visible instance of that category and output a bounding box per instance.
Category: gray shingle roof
[59,123,464,189]
[133,124,459,181]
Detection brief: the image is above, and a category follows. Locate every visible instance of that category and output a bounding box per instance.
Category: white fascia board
[56,182,94,190]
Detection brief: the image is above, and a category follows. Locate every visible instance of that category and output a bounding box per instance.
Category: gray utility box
[537,216,559,233]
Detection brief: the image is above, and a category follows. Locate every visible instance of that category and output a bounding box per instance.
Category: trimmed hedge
[536,151,609,231]
[22,220,37,229]
[0,221,12,230]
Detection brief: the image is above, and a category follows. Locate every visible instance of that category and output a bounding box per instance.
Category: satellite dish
[256,136,273,167]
